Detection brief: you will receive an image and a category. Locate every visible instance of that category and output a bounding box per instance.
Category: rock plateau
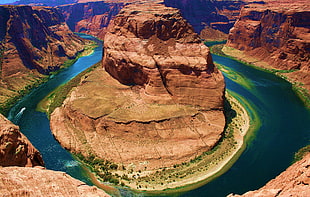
[50,2,225,177]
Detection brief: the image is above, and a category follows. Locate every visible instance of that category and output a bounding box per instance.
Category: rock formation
[0,167,111,196]
[229,152,310,197]
[50,2,225,176]
[0,114,44,167]
[58,1,124,39]
[226,0,310,92]
[0,5,89,114]
[103,3,225,108]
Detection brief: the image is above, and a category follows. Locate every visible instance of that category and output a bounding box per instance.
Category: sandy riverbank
[118,91,254,192]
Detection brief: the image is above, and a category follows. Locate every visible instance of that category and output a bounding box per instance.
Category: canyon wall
[229,152,310,197]
[0,5,89,114]
[58,1,124,39]
[51,2,225,177]
[226,1,310,91]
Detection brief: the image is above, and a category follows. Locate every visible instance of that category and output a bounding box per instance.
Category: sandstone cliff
[0,5,89,114]
[50,2,225,184]
[0,167,110,196]
[58,1,124,39]
[229,152,310,197]
[0,113,44,167]
[226,1,310,92]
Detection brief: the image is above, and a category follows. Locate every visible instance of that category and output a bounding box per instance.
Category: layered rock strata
[0,5,89,114]
[58,1,124,39]
[103,3,225,109]
[229,153,310,197]
[0,167,111,197]
[0,114,44,167]
[51,3,225,174]
[226,1,310,92]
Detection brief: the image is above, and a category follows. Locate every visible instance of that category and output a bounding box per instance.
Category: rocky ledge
[226,0,310,92]
[0,113,44,167]
[229,152,310,197]
[50,3,225,189]
[0,167,110,197]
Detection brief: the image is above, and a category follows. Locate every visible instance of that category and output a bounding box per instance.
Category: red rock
[0,114,44,167]
[103,3,225,109]
[227,1,310,92]
[0,167,110,197]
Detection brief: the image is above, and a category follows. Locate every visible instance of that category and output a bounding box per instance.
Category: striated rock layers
[58,1,124,39]
[229,152,310,197]
[227,1,310,91]
[0,114,44,167]
[50,3,225,172]
[0,5,89,114]
[0,167,110,197]
[103,3,225,109]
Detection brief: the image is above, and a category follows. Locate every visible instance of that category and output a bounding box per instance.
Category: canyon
[0,5,91,115]
[226,0,310,94]
[50,2,226,190]
[0,0,309,196]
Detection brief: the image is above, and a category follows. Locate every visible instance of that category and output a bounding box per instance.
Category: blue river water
[7,36,310,197]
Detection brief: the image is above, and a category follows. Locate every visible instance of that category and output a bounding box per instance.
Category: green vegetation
[37,62,100,116]
[0,76,48,116]
[215,45,310,109]
[74,152,122,185]
[293,145,310,163]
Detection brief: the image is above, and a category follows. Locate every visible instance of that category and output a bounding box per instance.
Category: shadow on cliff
[223,97,237,130]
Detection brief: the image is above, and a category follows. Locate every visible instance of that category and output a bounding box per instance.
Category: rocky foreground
[0,114,44,167]
[50,2,225,190]
[0,114,110,196]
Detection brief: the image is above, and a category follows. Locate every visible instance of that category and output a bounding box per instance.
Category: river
[7,36,310,197]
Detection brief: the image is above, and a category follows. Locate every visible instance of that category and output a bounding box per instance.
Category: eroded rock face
[0,167,110,197]
[58,1,124,39]
[229,153,310,197]
[0,5,89,114]
[227,1,310,91]
[103,3,225,109]
[51,3,225,172]
[0,114,44,167]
